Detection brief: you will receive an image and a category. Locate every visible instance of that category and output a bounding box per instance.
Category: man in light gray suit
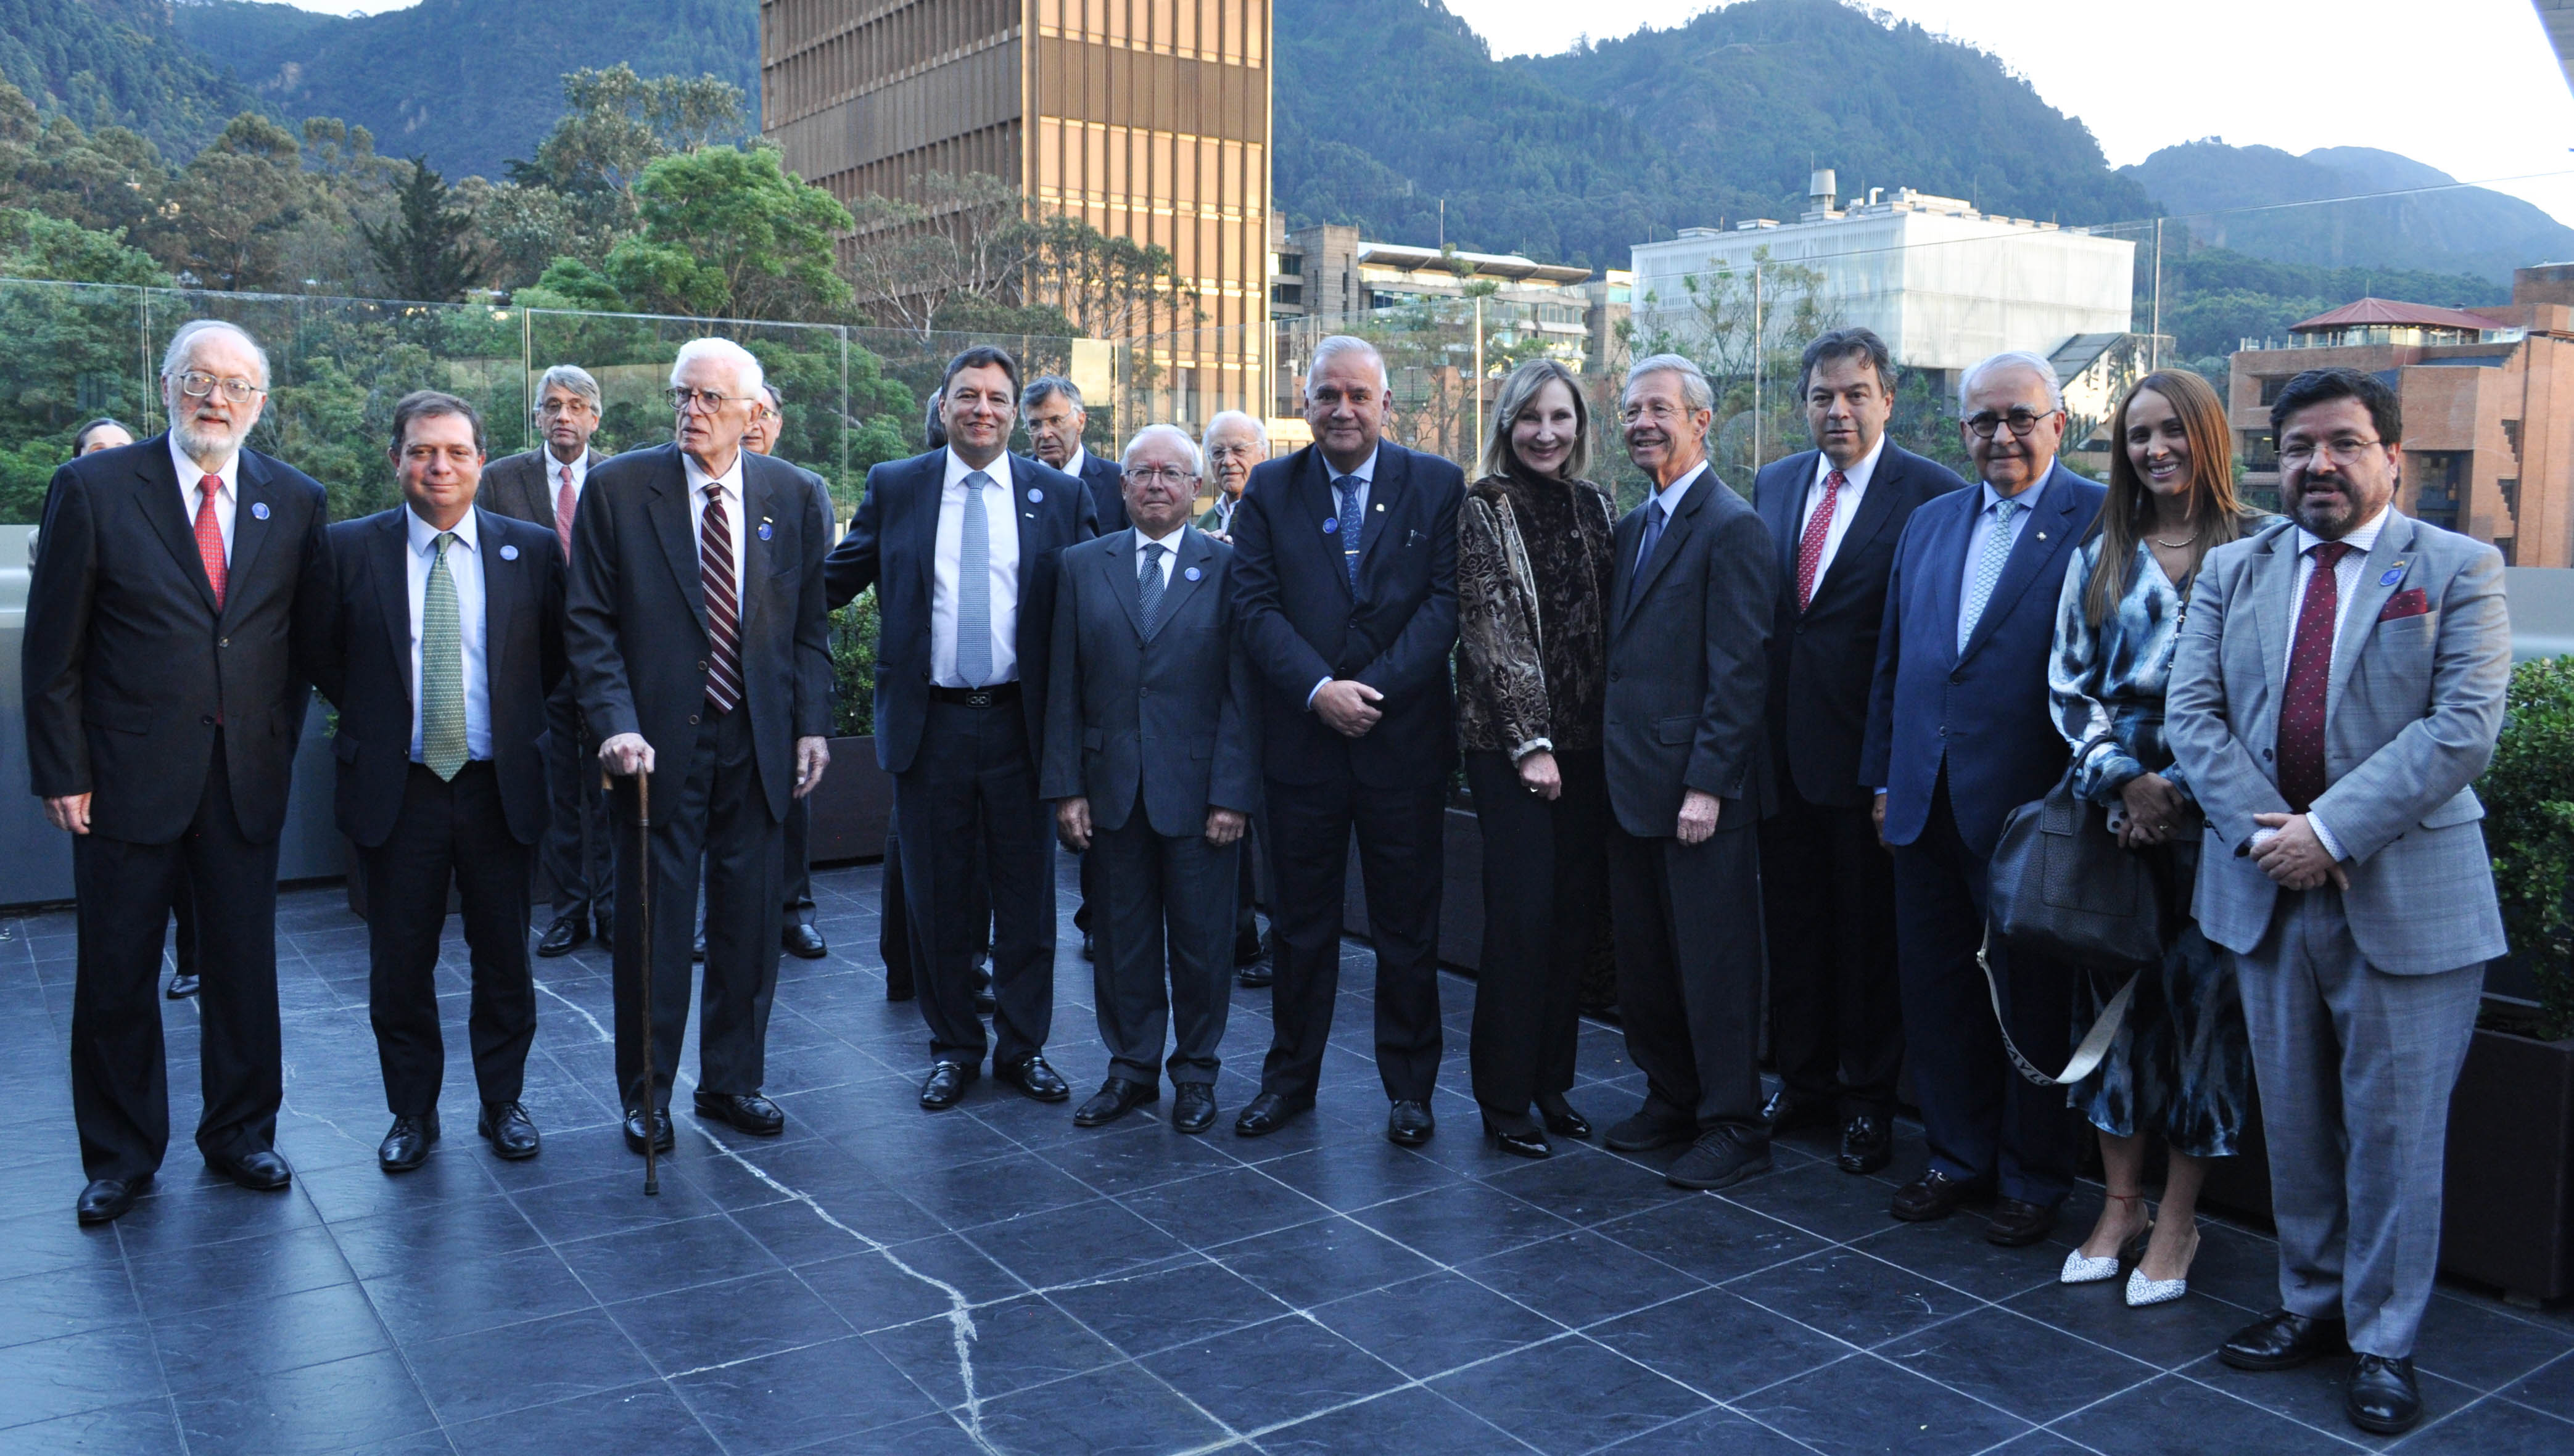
[1043,425,1256,1134]
[482,364,617,957]
[2168,367,2509,1438]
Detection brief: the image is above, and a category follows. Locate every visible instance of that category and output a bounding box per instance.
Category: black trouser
[1231,820,1264,963]
[541,678,612,928]
[360,762,537,1118]
[611,705,781,1113]
[1607,818,1767,1134]
[1091,792,1237,1087]
[70,735,282,1182]
[1760,784,1904,1119]
[168,872,200,980]
[896,697,1054,1070]
[881,826,991,1001]
[1260,773,1444,1103]
[782,793,815,927]
[1890,770,2080,1205]
[1464,750,1607,1121]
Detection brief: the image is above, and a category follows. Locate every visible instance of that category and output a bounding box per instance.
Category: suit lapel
[2326,512,2417,722]
[1823,448,1908,603]
[1923,492,1970,672]
[1151,527,1215,640]
[1296,449,1353,604]
[1765,452,1811,590]
[738,459,778,635]
[1958,466,2081,664]
[373,509,415,715]
[2253,526,2299,708]
[136,438,220,614]
[478,506,517,689]
[1103,530,1146,639]
[1618,467,1707,631]
[645,447,709,632]
[1352,446,1408,590]
[223,453,279,622]
[901,452,943,631]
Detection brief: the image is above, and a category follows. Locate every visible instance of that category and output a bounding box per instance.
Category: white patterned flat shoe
[2061,1248,2121,1284]
[2126,1266,2187,1307]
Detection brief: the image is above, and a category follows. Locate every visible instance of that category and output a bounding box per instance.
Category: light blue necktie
[957,470,992,686]
[1334,474,1364,590]
[1958,496,2021,654]
[1137,541,1166,638]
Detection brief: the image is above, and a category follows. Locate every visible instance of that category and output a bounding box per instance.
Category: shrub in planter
[2482,655,2574,1038]
[830,588,879,739]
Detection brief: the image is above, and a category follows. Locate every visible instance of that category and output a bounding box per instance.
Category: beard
[171,409,252,463]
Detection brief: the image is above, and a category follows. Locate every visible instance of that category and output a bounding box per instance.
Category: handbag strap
[1976,927,2139,1087]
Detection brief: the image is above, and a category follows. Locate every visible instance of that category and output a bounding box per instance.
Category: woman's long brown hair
[2085,369,2256,626]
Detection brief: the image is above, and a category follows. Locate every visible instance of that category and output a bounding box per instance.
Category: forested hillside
[0,0,269,157]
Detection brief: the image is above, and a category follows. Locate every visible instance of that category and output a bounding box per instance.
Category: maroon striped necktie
[2275,541,2351,813]
[699,484,743,714]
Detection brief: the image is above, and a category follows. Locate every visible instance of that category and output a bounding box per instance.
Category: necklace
[2148,527,2200,549]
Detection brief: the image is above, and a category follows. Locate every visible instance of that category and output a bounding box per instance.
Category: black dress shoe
[1073,1077,1158,1127]
[1482,1114,1551,1159]
[1000,1055,1071,1103]
[1535,1093,1591,1140]
[477,1101,540,1159]
[2346,1354,2422,1434]
[1761,1087,1836,1133]
[207,1148,292,1191]
[2219,1309,2349,1372]
[76,1175,148,1224]
[622,1106,674,1154]
[165,971,200,1000]
[1604,1104,1696,1153]
[1386,1100,1435,1146]
[1667,1125,1773,1190]
[1171,1084,1218,1134]
[1984,1196,2059,1247]
[1235,961,1274,989]
[536,915,588,958]
[1836,1115,1892,1174]
[1081,930,1096,961]
[973,985,997,1014]
[920,1061,978,1111]
[1890,1169,1990,1222]
[1234,1091,1312,1137]
[694,1091,785,1136]
[783,923,828,960]
[377,1113,439,1173]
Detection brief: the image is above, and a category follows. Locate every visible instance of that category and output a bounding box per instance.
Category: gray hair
[1305,335,1389,398]
[1203,409,1268,450]
[160,319,270,390]
[1479,358,1590,482]
[1021,375,1084,414]
[669,337,765,398]
[532,363,601,413]
[1624,352,1714,414]
[1121,422,1202,477]
[1958,350,2064,414]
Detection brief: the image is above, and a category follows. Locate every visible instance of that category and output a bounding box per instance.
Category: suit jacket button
[1938,725,1947,737]
[1948,672,1961,685]
[218,637,228,648]
[698,660,707,670]
[200,714,215,726]
[689,714,701,725]
[2263,749,2273,760]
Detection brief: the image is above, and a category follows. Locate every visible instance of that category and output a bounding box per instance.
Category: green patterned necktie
[420,530,466,781]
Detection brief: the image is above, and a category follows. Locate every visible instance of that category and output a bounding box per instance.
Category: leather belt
[930,683,1021,709]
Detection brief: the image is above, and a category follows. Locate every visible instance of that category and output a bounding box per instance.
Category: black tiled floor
[4,866,2572,1454]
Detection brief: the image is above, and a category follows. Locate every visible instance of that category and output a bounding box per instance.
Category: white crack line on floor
[533,979,614,1046]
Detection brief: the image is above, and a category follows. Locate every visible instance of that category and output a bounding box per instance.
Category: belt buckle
[963,687,994,709]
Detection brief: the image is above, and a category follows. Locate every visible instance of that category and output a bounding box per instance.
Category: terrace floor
[1,862,2570,1455]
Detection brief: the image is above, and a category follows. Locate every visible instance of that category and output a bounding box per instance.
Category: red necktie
[2275,541,2352,813]
[1795,469,1843,611]
[554,463,577,562]
[699,485,743,714]
[194,475,228,612]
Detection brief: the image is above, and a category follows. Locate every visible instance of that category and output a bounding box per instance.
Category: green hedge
[2485,655,2574,1040]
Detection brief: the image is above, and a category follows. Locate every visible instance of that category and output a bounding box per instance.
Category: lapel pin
[2382,564,2406,584]
[250,501,270,520]
[757,522,773,541]
[1027,487,1044,504]
[1184,566,1202,582]
[1374,502,1384,512]
[1322,517,1339,534]
[499,543,519,561]
[2036,531,2046,541]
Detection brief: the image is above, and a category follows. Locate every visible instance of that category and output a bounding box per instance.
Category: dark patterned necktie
[1137,541,1166,637]
[1627,499,1665,613]
[1796,469,1843,611]
[700,485,742,714]
[1334,475,1364,589]
[2275,541,2352,812]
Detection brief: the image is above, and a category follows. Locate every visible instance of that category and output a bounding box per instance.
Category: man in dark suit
[825,347,1097,1111]
[1860,350,2106,1246]
[480,363,615,959]
[1753,329,1965,1176]
[310,392,564,1170]
[1596,354,1778,1191]
[1023,374,1127,534]
[567,338,835,1155]
[23,319,334,1222]
[1228,334,1462,1145]
[1196,409,1275,987]
[746,384,833,962]
[1042,426,1257,1133]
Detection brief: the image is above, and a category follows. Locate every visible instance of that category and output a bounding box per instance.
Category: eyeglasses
[175,371,262,404]
[1123,466,1196,486]
[2279,436,2385,467]
[1963,408,2060,439]
[666,387,740,414]
[1205,444,1261,462]
[536,398,596,418]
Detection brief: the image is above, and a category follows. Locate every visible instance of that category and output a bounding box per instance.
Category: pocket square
[2377,588,2430,622]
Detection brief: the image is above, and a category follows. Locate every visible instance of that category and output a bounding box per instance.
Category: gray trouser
[2236,884,2481,1359]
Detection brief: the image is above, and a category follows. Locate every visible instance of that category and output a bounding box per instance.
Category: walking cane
[609,760,661,1197]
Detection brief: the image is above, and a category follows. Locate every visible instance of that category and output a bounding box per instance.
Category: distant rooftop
[1351,242,1594,286]
[2289,297,2499,334]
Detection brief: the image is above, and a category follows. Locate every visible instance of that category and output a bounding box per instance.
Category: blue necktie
[957,470,992,686]
[1958,496,2020,654]
[1137,541,1166,638]
[1334,474,1364,590]
[1627,500,1666,613]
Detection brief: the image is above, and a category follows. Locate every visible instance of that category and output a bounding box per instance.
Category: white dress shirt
[405,506,491,762]
[1308,447,1382,707]
[683,449,748,621]
[1134,522,1184,589]
[932,448,1021,686]
[1797,435,1884,590]
[1064,445,1093,480]
[2257,504,2392,863]
[547,446,591,512]
[170,434,238,560]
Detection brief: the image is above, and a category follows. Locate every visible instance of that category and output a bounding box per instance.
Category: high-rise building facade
[761,1,1272,422]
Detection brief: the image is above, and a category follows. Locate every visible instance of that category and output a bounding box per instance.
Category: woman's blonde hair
[1477,358,1590,482]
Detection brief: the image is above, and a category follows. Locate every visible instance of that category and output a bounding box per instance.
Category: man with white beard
[22,319,336,1224]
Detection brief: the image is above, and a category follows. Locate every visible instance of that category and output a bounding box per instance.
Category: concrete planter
[805,735,894,864]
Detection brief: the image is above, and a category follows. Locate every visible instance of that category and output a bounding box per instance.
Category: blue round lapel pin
[757,521,774,541]
[1184,566,1202,582]
[250,501,270,520]
[2379,568,2403,586]
[498,543,519,561]
[1322,516,1339,534]
[1027,487,1043,504]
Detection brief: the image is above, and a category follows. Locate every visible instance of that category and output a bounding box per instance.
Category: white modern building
[1629,173,2136,387]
